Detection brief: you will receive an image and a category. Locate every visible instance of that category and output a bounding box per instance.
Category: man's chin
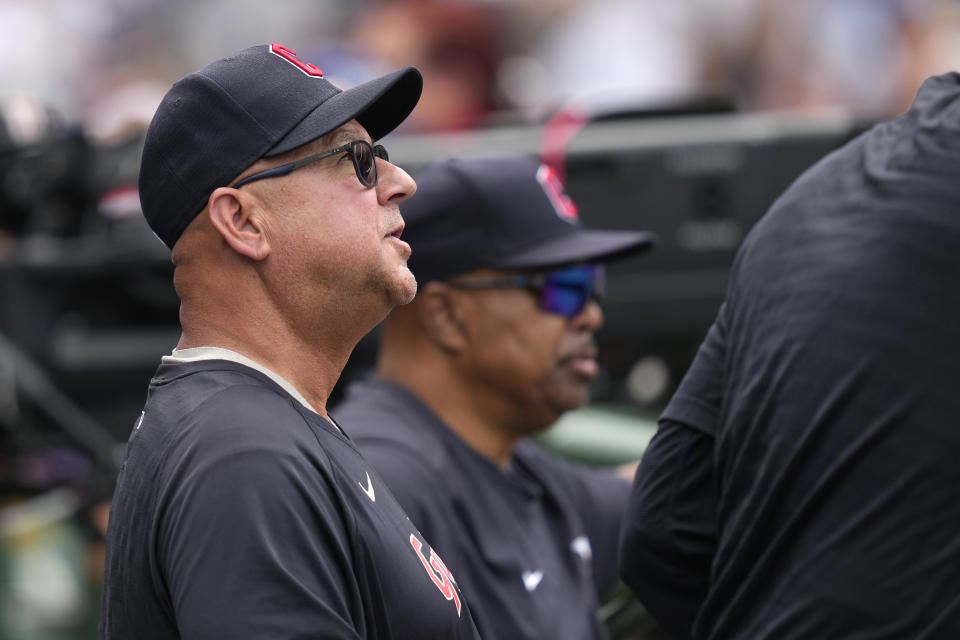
[553,386,591,414]
[390,268,418,306]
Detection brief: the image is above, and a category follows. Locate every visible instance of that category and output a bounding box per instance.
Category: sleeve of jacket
[618,305,728,639]
[618,419,717,639]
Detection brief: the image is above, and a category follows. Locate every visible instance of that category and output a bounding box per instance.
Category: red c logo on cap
[537,164,579,221]
[270,44,324,78]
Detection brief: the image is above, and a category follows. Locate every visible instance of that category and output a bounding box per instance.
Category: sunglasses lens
[541,285,586,317]
[539,265,603,317]
[353,141,377,186]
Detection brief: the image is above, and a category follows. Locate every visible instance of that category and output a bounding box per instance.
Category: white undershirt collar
[163,346,326,420]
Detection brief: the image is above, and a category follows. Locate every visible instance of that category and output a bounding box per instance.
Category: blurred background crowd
[1,0,959,638]
[3,0,960,141]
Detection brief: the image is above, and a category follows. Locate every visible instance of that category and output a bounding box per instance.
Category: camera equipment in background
[0,97,177,457]
[0,97,154,640]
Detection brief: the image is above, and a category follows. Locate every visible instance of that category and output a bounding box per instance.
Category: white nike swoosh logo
[522,570,543,592]
[570,535,593,561]
[359,471,376,502]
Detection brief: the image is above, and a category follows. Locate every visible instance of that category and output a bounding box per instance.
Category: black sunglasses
[446,264,605,318]
[231,139,388,189]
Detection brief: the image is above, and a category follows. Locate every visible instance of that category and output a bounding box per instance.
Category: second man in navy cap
[334,154,656,640]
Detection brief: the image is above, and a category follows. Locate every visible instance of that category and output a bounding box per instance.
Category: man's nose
[377,159,417,205]
[570,298,603,332]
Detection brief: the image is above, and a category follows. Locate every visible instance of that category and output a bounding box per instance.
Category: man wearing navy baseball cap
[100,44,482,639]
[334,154,657,640]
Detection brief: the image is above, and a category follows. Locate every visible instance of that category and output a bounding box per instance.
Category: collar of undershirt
[162,346,344,434]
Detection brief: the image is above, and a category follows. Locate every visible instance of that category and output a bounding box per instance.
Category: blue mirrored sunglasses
[446,264,605,318]
[231,139,388,189]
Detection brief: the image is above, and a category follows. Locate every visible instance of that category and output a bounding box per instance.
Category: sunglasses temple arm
[233,163,297,188]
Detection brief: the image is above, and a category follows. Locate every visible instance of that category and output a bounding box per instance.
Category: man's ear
[207,187,271,260]
[416,282,470,353]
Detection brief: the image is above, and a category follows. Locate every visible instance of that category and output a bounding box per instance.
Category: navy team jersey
[620,72,960,639]
[100,359,481,639]
[334,377,630,640]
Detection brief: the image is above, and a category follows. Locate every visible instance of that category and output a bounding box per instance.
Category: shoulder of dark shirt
[514,438,631,499]
[333,377,451,474]
[146,361,330,459]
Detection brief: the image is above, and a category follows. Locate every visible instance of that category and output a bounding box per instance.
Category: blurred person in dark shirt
[619,72,960,639]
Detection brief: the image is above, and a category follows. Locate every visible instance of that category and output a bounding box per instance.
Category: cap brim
[267,66,423,156]
[495,229,657,270]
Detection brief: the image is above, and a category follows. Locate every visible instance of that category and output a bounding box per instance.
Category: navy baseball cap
[139,43,423,249]
[402,155,656,282]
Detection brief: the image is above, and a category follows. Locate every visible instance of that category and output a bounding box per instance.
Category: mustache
[384,214,405,238]
[558,339,598,364]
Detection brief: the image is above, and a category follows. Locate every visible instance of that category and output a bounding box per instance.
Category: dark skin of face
[451,274,604,435]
